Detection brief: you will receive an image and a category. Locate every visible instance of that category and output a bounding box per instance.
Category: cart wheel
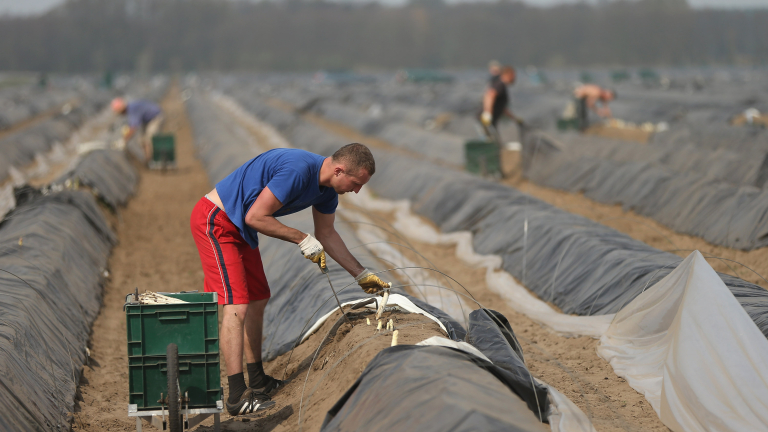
[166,343,182,432]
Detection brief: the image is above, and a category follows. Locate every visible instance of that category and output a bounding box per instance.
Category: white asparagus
[391,330,399,346]
[376,290,390,320]
[139,291,187,305]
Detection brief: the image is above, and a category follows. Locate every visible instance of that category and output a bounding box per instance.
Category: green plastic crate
[557,118,580,131]
[126,292,220,410]
[128,353,221,410]
[151,134,176,167]
[465,140,501,177]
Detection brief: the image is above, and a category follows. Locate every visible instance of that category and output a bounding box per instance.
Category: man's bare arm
[483,88,497,114]
[244,186,306,244]
[312,208,365,276]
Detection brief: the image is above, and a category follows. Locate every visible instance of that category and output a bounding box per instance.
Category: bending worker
[111,97,163,161]
[190,144,390,416]
[572,84,616,131]
[480,65,522,142]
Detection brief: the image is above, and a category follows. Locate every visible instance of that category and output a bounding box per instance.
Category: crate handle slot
[160,362,191,372]
[157,311,188,320]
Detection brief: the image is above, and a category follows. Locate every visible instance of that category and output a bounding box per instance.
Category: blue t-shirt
[216,148,338,248]
[126,100,162,129]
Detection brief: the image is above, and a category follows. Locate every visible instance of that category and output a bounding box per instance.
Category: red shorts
[190,197,270,305]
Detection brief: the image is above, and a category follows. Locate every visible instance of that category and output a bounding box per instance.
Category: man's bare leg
[243,299,268,363]
[243,299,272,389]
[221,303,249,374]
[221,303,250,404]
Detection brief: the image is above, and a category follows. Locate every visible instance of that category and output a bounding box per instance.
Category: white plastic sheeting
[597,251,768,432]
[345,190,614,338]
[338,206,471,323]
[299,293,450,344]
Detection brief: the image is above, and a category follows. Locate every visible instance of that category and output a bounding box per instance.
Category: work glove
[355,269,391,294]
[299,234,327,272]
[480,111,493,127]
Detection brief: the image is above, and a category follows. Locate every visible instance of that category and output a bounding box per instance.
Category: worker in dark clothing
[488,60,501,85]
[479,66,522,142]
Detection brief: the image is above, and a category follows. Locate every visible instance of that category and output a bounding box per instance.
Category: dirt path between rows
[75,84,212,431]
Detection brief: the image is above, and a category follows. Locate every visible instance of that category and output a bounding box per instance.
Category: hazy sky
[1,0,767,16]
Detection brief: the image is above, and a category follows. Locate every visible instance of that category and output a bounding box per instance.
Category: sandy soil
[75,85,212,430]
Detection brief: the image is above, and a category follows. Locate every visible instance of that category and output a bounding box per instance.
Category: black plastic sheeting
[185,93,261,184]
[185,92,553,425]
[0,84,79,131]
[58,150,138,208]
[0,91,110,184]
[0,191,115,432]
[0,78,147,431]
[522,131,768,250]
[466,309,548,414]
[237,101,768,338]
[321,346,548,432]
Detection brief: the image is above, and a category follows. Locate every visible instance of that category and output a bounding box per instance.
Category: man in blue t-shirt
[190,143,390,416]
[111,98,163,161]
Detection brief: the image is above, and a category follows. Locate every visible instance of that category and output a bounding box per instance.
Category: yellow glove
[481,111,493,127]
[355,269,391,294]
[121,125,131,139]
[299,234,327,272]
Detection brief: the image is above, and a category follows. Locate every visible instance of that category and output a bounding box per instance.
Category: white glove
[481,111,493,126]
[299,234,326,271]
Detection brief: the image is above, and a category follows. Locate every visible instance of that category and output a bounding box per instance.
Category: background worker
[572,84,616,131]
[190,143,390,417]
[479,65,523,142]
[110,97,163,162]
[487,59,501,85]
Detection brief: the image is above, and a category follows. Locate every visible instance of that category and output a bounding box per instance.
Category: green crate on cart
[128,353,221,410]
[125,292,220,410]
[150,134,176,168]
[557,118,580,131]
[465,140,501,177]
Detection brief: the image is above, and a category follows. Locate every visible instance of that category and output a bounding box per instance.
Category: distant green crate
[151,134,176,167]
[128,353,221,410]
[557,118,580,131]
[126,292,220,409]
[465,140,501,177]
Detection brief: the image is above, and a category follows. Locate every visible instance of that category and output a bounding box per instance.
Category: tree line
[0,0,765,72]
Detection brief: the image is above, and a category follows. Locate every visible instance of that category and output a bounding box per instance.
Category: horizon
[2,0,768,17]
